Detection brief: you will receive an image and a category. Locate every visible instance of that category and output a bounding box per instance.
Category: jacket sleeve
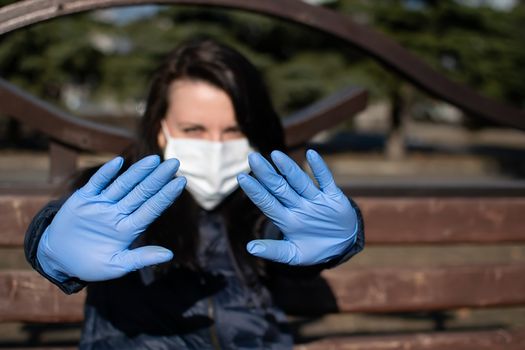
[24,199,88,295]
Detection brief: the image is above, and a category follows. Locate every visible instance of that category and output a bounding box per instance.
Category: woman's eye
[225,127,241,134]
[183,127,203,134]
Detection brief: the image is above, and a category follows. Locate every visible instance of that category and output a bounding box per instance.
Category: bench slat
[357,197,525,244]
[3,264,525,322]
[2,196,525,247]
[0,270,85,322]
[0,348,76,350]
[296,328,525,350]
[6,328,525,350]
[274,264,525,314]
[0,195,51,246]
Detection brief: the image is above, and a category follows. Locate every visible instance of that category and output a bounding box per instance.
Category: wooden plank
[283,87,368,148]
[275,264,525,314]
[294,328,525,350]
[340,180,525,197]
[0,195,52,246]
[2,329,524,350]
[3,264,525,322]
[49,141,78,184]
[0,183,59,195]
[3,329,525,350]
[0,270,84,323]
[0,79,134,153]
[356,197,525,244]
[0,348,76,350]
[2,195,525,247]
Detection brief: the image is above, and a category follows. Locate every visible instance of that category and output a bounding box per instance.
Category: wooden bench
[2,0,525,349]
[2,192,525,349]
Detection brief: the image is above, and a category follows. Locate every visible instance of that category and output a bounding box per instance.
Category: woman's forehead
[165,79,237,127]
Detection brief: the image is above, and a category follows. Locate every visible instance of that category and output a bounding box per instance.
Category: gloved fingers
[102,155,161,202]
[125,176,186,233]
[270,150,320,200]
[79,156,124,197]
[246,239,298,265]
[115,246,174,272]
[306,149,342,197]
[117,158,180,214]
[247,153,300,208]
[237,173,286,219]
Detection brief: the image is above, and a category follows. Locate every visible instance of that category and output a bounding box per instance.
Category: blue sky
[93,5,160,24]
[94,0,518,24]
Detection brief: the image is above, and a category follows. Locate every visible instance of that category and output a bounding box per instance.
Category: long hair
[136,39,285,158]
[125,39,286,277]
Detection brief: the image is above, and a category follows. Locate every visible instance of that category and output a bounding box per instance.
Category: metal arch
[0,78,133,153]
[1,0,525,130]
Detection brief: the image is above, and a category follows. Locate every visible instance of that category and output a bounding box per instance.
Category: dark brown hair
[126,38,286,276]
[135,38,285,158]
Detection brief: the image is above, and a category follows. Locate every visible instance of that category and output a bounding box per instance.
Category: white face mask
[162,123,254,210]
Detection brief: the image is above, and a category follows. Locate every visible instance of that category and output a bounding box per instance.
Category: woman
[25,39,364,349]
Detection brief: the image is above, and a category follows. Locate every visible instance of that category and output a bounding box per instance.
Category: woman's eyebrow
[175,121,204,127]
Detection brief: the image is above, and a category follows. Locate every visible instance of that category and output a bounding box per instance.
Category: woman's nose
[207,132,224,142]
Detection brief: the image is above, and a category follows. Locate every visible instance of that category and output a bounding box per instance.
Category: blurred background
[1,0,524,347]
[1,0,525,183]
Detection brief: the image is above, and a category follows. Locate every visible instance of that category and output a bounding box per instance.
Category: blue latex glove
[237,149,357,265]
[37,155,186,282]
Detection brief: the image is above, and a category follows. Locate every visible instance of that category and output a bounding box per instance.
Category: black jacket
[25,198,364,349]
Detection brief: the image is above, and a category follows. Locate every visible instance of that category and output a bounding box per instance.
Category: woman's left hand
[237,150,358,265]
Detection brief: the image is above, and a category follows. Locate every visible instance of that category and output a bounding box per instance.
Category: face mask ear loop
[161,120,173,142]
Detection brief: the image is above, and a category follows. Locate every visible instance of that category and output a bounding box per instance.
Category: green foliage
[0,14,107,101]
[337,0,525,108]
[0,1,523,120]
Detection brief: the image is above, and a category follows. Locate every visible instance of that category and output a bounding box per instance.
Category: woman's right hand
[37,155,186,282]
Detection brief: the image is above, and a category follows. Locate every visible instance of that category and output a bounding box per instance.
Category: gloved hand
[37,155,186,282]
[237,149,357,265]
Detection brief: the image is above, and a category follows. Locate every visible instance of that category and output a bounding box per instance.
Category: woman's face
[158,79,244,148]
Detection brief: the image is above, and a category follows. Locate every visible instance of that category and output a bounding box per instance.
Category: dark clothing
[25,198,364,349]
